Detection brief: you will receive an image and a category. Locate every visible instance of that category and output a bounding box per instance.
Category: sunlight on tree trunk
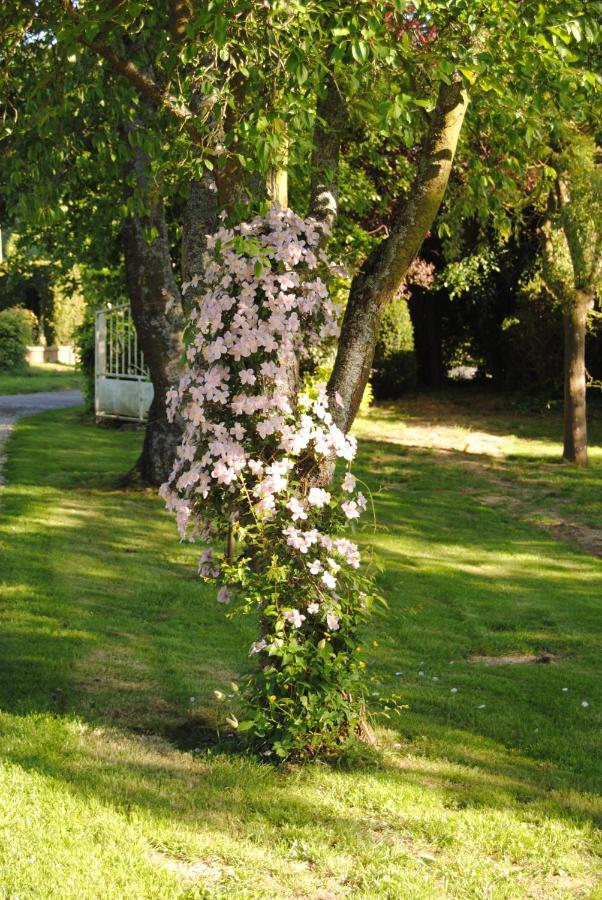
[329,78,469,434]
[563,291,593,466]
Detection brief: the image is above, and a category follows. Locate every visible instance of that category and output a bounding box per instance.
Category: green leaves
[351,40,370,64]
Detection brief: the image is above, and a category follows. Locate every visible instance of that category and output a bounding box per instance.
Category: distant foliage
[73,313,96,413]
[372,259,434,399]
[500,272,565,393]
[0,306,36,371]
[372,296,417,399]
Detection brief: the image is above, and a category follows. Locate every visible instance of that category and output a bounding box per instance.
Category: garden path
[0,391,82,485]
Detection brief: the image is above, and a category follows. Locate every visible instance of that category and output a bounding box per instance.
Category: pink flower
[283,609,306,628]
[322,571,337,590]
[287,497,307,521]
[260,361,279,379]
[308,487,331,509]
[341,500,360,520]
[342,472,356,492]
[230,422,246,440]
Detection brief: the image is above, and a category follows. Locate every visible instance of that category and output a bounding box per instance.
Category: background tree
[542,135,602,466]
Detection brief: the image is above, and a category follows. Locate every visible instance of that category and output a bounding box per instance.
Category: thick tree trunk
[328,78,468,432]
[563,291,591,466]
[122,141,184,485]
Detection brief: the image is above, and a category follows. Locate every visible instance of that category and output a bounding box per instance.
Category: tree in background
[542,135,602,466]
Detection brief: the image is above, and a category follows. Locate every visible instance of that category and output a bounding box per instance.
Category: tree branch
[48,0,206,145]
[307,68,346,233]
[328,77,469,432]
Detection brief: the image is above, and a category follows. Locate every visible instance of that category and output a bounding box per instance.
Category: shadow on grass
[0,407,601,840]
[364,385,602,446]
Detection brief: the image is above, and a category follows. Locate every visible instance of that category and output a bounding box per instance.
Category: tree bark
[122,139,184,485]
[328,78,468,433]
[181,175,218,285]
[563,291,592,466]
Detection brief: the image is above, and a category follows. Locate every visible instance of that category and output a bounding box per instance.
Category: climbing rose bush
[160,207,382,759]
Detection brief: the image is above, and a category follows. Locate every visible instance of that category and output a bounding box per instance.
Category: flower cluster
[161,207,377,757]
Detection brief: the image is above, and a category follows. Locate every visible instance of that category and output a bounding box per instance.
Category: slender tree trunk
[563,291,591,466]
[328,78,468,433]
[122,139,184,485]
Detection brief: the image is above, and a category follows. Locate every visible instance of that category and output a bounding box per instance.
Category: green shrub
[501,291,564,393]
[371,296,417,399]
[0,306,36,372]
[73,313,96,413]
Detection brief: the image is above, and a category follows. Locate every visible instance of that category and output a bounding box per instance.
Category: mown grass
[0,401,601,898]
[0,362,81,395]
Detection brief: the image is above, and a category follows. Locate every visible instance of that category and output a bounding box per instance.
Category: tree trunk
[122,141,184,485]
[563,291,591,466]
[181,174,218,285]
[328,78,468,432]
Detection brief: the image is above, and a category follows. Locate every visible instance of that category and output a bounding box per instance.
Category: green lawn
[0,362,82,395]
[0,400,601,898]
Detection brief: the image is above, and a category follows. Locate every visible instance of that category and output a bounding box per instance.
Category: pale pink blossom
[287,497,307,521]
[217,586,231,604]
[308,487,331,509]
[341,500,360,520]
[283,609,306,628]
[322,571,337,590]
[342,472,356,492]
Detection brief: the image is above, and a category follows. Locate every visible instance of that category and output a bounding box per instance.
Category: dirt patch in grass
[469,653,561,666]
[549,520,602,558]
[149,846,229,882]
[479,488,602,559]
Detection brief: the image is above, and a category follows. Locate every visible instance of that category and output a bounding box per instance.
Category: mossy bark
[328,78,469,434]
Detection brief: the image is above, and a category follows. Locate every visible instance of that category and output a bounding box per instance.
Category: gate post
[95,310,107,418]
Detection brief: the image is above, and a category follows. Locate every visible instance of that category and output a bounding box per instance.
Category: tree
[2,0,600,754]
[542,135,602,466]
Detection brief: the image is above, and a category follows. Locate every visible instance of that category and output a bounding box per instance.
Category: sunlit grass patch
[0,362,82,395]
[0,403,601,897]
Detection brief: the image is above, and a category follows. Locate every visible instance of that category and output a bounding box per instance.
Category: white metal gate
[95,304,154,422]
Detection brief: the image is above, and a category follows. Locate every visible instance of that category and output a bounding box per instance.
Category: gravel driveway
[0,390,83,485]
